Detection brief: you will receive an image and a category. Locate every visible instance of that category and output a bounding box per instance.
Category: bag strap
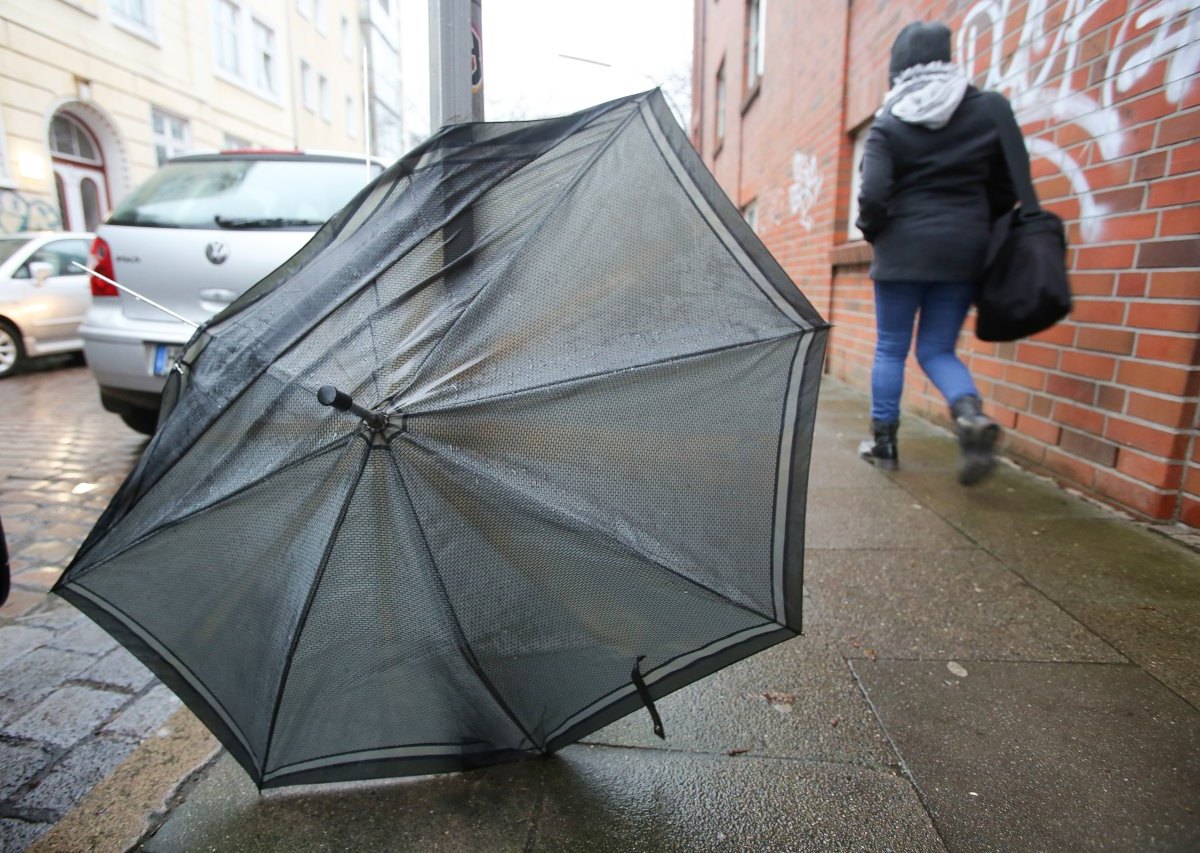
[982,91,1040,213]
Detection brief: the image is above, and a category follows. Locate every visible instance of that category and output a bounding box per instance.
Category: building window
[745,0,765,93]
[345,95,356,137]
[110,0,156,40]
[214,0,240,76]
[297,0,312,19]
[715,60,727,151]
[319,75,331,122]
[846,122,871,242]
[341,14,352,57]
[742,199,758,233]
[314,0,326,33]
[50,115,102,164]
[151,107,190,166]
[253,19,277,94]
[223,132,252,150]
[300,60,315,111]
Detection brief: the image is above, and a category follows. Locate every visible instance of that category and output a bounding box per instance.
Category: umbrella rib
[409,330,802,415]
[65,434,360,581]
[387,98,647,410]
[635,96,827,330]
[386,452,545,754]
[261,439,374,776]
[401,430,778,628]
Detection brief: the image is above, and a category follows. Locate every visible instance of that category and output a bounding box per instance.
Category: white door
[49,112,110,232]
[54,162,109,233]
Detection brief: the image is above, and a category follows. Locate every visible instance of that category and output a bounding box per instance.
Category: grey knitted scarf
[881,61,969,129]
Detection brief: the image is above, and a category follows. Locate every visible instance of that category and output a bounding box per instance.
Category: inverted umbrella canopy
[55,90,829,789]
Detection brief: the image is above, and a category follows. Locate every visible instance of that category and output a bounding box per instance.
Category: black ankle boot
[951,395,999,486]
[859,420,899,470]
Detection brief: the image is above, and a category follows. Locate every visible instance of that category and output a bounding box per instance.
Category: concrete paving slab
[808,437,906,490]
[583,637,895,767]
[1059,599,1200,706]
[805,487,974,551]
[851,659,1200,851]
[803,548,1123,663]
[965,517,1200,605]
[533,744,944,852]
[142,753,542,853]
[892,465,1108,528]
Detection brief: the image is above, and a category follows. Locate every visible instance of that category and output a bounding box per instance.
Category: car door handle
[199,289,237,304]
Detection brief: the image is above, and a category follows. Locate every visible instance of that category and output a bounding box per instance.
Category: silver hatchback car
[0,231,94,378]
[81,150,382,433]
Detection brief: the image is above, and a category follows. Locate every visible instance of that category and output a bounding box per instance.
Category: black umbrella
[55,90,828,789]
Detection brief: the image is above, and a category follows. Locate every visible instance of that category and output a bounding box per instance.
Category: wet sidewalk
[9,374,1200,851]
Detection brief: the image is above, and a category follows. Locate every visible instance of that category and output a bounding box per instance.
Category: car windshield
[0,238,30,266]
[107,159,379,229]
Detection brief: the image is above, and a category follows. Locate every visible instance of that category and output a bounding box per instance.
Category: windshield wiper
[213,216,326,229]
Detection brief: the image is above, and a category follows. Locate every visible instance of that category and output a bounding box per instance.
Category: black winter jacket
[856,87,1017,282]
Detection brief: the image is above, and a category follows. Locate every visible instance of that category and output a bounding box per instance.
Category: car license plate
[152,344,182,377]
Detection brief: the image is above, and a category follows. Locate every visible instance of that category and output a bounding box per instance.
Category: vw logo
[205,241,229,265]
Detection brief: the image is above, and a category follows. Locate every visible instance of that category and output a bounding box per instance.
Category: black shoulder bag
[975,93,1072,342]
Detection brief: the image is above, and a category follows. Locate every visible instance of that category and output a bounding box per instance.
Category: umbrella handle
[317,385,387,430]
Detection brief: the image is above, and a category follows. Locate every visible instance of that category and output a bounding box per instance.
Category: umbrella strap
[631,655,665,740]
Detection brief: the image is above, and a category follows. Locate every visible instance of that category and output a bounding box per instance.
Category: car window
[25,240,90,276]
[108,159,381,229]
[0,238,30,268]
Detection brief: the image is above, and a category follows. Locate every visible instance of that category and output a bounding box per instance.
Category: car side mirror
[29,261,54,284]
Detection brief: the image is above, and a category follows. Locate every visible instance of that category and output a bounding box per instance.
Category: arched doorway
[49,111,111,232]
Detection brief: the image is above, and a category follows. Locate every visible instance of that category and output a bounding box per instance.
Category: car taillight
[88,236,118,297]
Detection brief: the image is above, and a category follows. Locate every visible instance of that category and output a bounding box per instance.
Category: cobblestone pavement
[1,359,180,850]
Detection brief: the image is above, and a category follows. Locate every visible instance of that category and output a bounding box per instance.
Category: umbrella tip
[316,385,386,430]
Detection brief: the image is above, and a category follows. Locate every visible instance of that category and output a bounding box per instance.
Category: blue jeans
[870,279,978,423]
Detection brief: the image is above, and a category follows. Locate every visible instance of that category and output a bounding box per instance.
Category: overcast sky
[400,0,693,139]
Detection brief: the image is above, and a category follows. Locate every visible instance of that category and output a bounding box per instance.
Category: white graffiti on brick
[788,151,822,231]
[958,0,1200,242]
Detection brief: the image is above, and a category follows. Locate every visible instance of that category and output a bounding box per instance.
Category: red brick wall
[694,0,1200,526]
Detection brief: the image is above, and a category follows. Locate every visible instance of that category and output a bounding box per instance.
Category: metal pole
[429,0,482,129]
[362,46,372,181]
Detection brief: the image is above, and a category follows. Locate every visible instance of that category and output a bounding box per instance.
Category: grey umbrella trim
[773,334,812,625]
[637,99,810,331]
[541,620,784,745]
[65,582,259,771]
[262,741,498,784]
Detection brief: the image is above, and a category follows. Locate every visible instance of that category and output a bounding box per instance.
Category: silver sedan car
[0,231,94,378]
[81,150,382,433]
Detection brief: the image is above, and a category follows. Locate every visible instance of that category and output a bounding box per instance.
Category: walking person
[856,21,1017,485]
